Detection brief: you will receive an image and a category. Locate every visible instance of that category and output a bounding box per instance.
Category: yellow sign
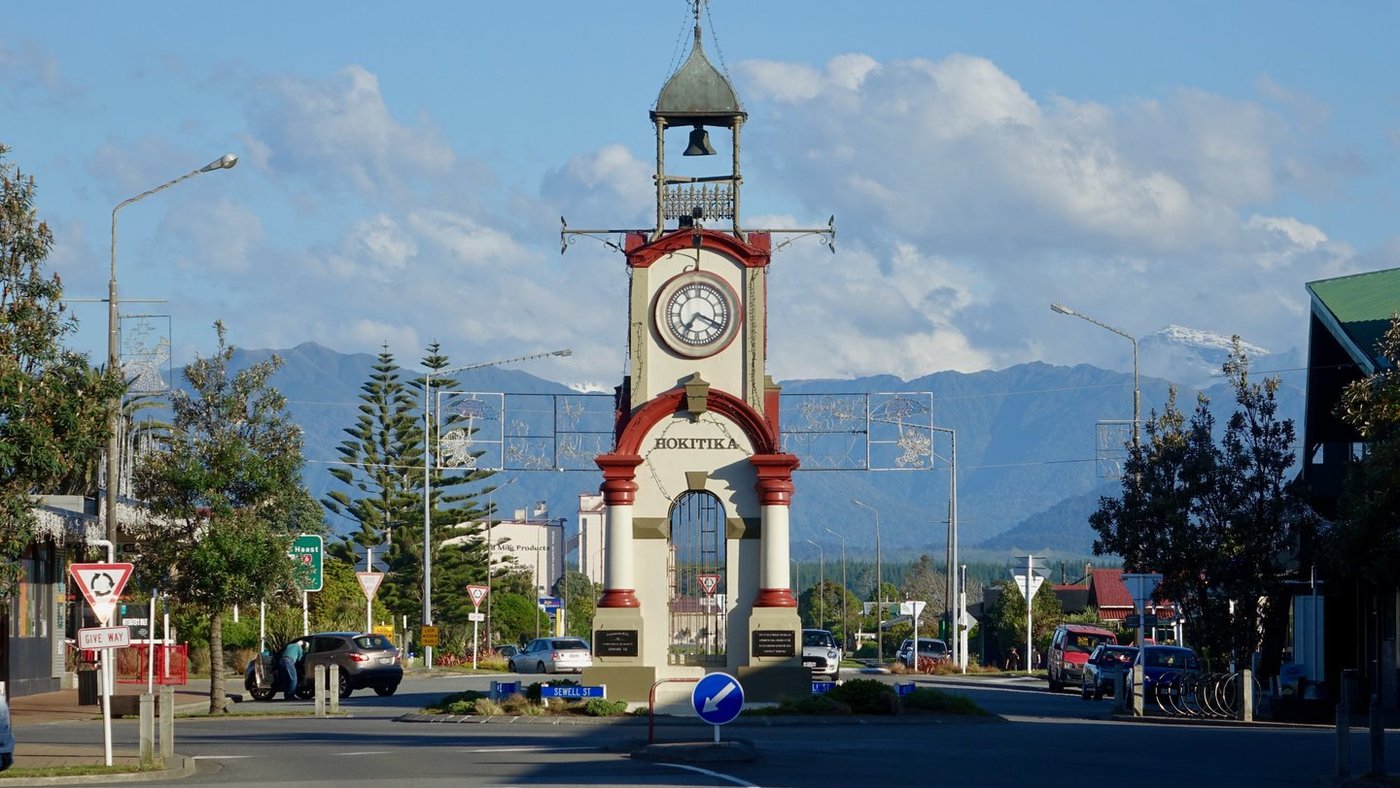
[373,625,394,639]
[420,625,439,647]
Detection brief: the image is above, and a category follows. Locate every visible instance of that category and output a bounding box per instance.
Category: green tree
[131,322,313,712]
[489,592,547,647]
[322,346,421,625]
[553,569,597,639]
[0,145,121,596]
[1329,315,1400,587]
[1090,342,1311,672]
[983,579,1061,666]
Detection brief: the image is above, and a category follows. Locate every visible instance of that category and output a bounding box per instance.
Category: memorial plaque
[595,629,639,657]
[751,629,796,657]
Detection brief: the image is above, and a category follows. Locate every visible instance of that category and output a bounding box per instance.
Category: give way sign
[69,563,134,626]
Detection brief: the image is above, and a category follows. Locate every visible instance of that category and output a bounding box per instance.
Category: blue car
[1,683,13,772]
[1130,645,1201,698]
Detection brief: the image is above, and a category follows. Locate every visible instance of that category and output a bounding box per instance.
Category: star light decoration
[120,316,171,393]
[438,396,497,469]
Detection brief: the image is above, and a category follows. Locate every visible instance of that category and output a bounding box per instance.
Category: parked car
[509,637,593,674]
[245,631,402,700]
[1128,645,1202,699]
[491,644,519,659]
[895,637,949,670]
[1080,644,1139,700]
[1046,624,1117,691]
[801,629,843,680]
[0,682,13,772]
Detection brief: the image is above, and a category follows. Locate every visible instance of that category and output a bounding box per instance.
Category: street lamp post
[106,153,238,544]
[1050,303,1140,450]
[805,538,824,629]
[852,499,882,667]
[420,348,570,669]
[824,527,848,650]
[929,426,959,670]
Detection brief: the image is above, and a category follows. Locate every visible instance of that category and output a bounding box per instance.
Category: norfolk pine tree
[131,322,314,712]
[0,144,120,597]
[322,346,421,624]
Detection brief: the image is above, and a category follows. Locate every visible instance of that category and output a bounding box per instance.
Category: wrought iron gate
[668,491,726,665]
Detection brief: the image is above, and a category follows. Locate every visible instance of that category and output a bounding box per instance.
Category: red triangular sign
[698,574,720,597]
[357,572,384,600]
[69,563,134,626]
[466,584,489,608]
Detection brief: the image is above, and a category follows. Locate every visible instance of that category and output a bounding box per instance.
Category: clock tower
[582,6,809,703]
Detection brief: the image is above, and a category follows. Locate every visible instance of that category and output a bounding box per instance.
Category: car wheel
[537,661,547,674]
[508,659,517,673]
[294,684,314,700]
[374,684,398,697]
[1094,686,1104,701]
[337,672,352,699]
[249,686,275,702]
[1048,669,1062,692]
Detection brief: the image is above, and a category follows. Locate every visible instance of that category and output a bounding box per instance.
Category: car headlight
[828,649,838,660]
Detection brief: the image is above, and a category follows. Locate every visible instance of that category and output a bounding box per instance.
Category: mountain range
[213,329,1305,565]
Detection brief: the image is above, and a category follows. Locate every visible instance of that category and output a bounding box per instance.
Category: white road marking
[191,755,255,760]
[463,746,596,753]
[656,762,759,787]
[336,750,392,755]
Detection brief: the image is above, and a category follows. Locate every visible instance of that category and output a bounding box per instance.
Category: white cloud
[247,65,455,197]
[540,143,653,227]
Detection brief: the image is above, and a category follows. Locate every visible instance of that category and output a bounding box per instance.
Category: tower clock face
[654,270,741,358]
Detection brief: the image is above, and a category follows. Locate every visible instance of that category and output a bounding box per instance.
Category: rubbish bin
[77,669,99,706]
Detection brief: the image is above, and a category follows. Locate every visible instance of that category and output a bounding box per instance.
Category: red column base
[597,588,640,608]
[753,587,798,608]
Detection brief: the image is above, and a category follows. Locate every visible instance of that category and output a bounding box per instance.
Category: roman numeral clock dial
[653,271,741,358]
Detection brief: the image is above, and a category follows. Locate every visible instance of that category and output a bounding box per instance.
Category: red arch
[625,229,771,269]
[615,387,778,456]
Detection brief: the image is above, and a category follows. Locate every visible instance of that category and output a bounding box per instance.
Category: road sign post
[290,535,323,636]
[68,562,132,768]
[466,585,489,669]
[692,672,744,743]
[356,572,384,633]
[1012,555,1048,674]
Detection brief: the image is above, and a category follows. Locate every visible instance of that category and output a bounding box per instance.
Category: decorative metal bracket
[767,215,836,254]
[560,216,628,255]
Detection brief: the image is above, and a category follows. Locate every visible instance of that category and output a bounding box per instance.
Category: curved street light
[1050,303,1139,449]
[421,348,570,669]
[851,498,882,667]
[106,153,239,544]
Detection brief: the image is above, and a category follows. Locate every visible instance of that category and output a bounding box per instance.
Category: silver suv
[801,629,842,680]
[896,637,949,670]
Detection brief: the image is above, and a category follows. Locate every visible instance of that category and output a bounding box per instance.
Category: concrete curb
[0,754,196,786]
[630,740,758,764]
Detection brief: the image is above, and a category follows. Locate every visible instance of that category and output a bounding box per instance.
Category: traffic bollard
[139,694,154,767]
[159,685,174,762]
[329,665,340,714]
[1239,668,1253,722]
[314,665,326,717]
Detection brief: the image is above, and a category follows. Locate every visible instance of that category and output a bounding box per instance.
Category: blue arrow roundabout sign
[692,671,744,726]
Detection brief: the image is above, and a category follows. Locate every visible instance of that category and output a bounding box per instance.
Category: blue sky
[4,1,1397,391]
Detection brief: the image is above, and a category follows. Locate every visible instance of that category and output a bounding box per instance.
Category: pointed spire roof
[653,18,745,127]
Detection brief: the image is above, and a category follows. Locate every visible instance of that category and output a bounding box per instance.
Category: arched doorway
[667,490,726,665]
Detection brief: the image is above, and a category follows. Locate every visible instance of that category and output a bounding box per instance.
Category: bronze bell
[683,125,717,156]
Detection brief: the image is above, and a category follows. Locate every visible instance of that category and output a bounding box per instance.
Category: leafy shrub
[525,678,578,702]
[425,690,486,713]
[445,700,474,714]
[581,698,628,717]
[828,678,899,715]
[899,687,988,716]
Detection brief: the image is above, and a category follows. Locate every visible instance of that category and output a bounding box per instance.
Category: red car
[1047,624,1117,692]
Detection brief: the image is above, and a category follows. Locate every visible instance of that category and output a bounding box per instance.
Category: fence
[114,644,189,686]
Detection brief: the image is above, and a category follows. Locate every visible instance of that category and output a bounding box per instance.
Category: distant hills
[214,330,1304,564]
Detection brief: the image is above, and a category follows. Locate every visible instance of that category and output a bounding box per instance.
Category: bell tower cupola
[651,2,747,240]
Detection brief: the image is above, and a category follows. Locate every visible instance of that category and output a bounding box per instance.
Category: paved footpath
[8,678,235,769]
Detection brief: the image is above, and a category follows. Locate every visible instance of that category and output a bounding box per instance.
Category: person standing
[279,640,304,700]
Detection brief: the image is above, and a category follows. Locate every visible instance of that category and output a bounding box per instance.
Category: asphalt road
[14,671,1400,787]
